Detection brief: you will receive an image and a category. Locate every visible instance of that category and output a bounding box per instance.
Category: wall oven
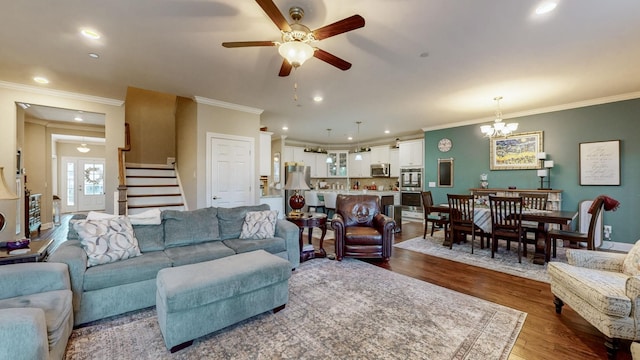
[400,168,422,189]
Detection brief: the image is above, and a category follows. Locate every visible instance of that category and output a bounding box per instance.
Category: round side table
[286,212,327,262]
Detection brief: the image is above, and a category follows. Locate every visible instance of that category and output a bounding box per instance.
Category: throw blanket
[589,195,620,213]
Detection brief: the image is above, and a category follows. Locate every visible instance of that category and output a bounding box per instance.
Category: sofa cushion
[83,251,173,291]
[0,289,72,349]
[72,218,142,267]
[623,240,640,276]
[163,242,236,267]
[240,210,278,239]
[222,237,286,255]
[217,204,270,240]
[132,223,165,252]
[163,207,220,248]
[548,262,631,317]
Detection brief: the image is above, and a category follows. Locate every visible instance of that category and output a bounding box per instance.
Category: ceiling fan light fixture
[278,41,314,68]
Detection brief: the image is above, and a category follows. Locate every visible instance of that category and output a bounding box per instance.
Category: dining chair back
[488,196,524,263]
[323,192,338,219]
[545,197,605,262]
[304,191,325,213]
[519,192,549,256]
[447,194,486,252]
[421,191,449,241]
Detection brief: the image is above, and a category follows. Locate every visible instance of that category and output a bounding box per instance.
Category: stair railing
[117,123,131,215]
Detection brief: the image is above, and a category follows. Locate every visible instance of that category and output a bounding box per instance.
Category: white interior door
[207,133,255,208]
[61,157,106,213]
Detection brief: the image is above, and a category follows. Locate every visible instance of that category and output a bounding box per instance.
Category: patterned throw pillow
[72,217,142,267]
[623,240,640,276]
[239,210,278,239]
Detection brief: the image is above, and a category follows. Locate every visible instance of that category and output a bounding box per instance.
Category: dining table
[433,204,578,265]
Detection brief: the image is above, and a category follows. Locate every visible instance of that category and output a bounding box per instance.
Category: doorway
[60,157,106,213]
[206,133,255,208]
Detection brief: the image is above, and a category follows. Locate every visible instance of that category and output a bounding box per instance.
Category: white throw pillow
[72,217,142,267]
[87,209,162,225]
[623,239,640,276]
[239,210,278,239]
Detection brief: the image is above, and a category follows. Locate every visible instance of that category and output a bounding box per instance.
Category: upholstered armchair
[331,194,396,261]
[0,262,73,360]
[549,244,640,359]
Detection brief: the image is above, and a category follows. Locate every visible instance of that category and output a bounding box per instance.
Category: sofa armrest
[47,240,87,313]
[0,262,70,299]
[0,308,49,360]
[275,219,301,269]
[566,249,626,272]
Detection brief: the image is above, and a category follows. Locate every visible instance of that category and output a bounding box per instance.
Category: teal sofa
[48,204,299,326]
[0,262,73,360]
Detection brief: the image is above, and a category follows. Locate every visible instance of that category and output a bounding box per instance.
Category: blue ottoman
[156,250,291,352]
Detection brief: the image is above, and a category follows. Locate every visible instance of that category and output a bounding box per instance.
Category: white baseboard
[600,240,633,253]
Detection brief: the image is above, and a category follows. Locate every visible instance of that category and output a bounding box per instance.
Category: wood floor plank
[40,216,631,359]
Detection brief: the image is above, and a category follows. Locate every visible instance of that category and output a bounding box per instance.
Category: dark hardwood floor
[41,215,630,359]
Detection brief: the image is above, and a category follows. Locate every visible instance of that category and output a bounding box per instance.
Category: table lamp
[284,170,310,216]
[0,167,19,238]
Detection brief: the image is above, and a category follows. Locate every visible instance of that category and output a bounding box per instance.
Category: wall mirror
[273,152,281,184]
[438,158,454,187]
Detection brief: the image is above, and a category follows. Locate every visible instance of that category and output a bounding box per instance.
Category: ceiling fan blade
[314,49,352,71]
[313,15,365,40]
[278,60,292,77]
[222,41,275,48]
[255,0,291,32]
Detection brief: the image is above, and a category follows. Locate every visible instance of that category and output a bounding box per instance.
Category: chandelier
[480,96,518,137]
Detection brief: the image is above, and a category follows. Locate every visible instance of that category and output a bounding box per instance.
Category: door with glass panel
[61,157,106,213]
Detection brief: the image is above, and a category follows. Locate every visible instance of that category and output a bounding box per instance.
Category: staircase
[125,166,185,215]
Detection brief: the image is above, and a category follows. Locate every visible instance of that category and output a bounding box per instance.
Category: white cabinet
[370,145,390,164]
[348,152,371,178]
[314,153,328,178]
[283,146,305,164]
[399,139,424,167]
[259,196,284,219]
[259,132,272,176]
[390,148,400,178]
[327,151,348,177]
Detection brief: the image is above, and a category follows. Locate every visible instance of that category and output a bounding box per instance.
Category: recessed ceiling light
[313,96,323,102]
[33,76,49,84]
[88,53,100,59]
[348,136,353,141]
[384,130,390,134]
[535,1,557,15]
[282,126,288,131]
[74,116,84,122]
[81,29,101,40]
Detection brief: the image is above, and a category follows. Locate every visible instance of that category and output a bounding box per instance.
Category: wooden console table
[286,212,327,262]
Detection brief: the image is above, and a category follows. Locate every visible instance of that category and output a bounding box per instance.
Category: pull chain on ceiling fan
[222,0,365,77]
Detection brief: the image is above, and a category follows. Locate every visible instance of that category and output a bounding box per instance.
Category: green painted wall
[425,98,640,245]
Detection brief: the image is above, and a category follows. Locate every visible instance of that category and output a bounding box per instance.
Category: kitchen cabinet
[314,153,328,178]
[327,151,348,177]
[259,131,272,176]
[259,195,284,219]
[390,148,400,178]
[370,145,390,164]
[348,152,371,178]
[283,146,305,164]
[399,139,424,167]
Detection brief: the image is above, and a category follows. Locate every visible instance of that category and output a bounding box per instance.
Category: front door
[206,133,255,208]
[61,157,106,213]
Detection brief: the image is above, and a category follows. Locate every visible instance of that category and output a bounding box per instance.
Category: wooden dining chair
[488,196,525,263]
[545,197,605,262]
[447,194,486,252]
[519,192,549,256]
[421,191,449,242]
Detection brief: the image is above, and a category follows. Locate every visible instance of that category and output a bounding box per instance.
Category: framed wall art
[579,140,620,185]
[489,131,543,170]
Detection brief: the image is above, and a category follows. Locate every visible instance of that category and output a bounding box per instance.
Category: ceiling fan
[222,0,365,77]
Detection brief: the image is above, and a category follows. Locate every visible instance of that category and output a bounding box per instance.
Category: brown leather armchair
[331,194,396,261]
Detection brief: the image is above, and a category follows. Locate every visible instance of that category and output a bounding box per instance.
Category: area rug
[64,258,526,360]
[394,231,567,283]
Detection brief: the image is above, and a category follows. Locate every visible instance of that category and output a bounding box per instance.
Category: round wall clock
[438,138,452,152]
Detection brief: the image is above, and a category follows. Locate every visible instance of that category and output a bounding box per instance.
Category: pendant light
[77,137,91,153]
[354,121,363,161]
[480,96,518,137]
[325,129,333,164]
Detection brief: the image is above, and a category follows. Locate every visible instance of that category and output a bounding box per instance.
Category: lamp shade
[0,167,18,200]
[284,171,310,191]
[537,169,549,177]
[544,160,554,168]
[278,41,314,68]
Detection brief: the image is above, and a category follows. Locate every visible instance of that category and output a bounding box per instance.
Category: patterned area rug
[65,258,525,359]
[394,230,567,283]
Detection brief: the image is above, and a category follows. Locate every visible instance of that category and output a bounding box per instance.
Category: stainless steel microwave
[371,163,391,177]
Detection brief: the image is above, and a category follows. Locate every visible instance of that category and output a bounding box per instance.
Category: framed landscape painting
[490,131,543,170]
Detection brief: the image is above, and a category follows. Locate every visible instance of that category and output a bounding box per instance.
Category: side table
[0,238,53,265]
[286,212,327,262]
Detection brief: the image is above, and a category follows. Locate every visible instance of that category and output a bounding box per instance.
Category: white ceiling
[2,1,639,146]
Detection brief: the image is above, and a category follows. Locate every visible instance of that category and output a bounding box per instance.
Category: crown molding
[0,81,124,106]
[193,96,263,115]
[422,91,640,132]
